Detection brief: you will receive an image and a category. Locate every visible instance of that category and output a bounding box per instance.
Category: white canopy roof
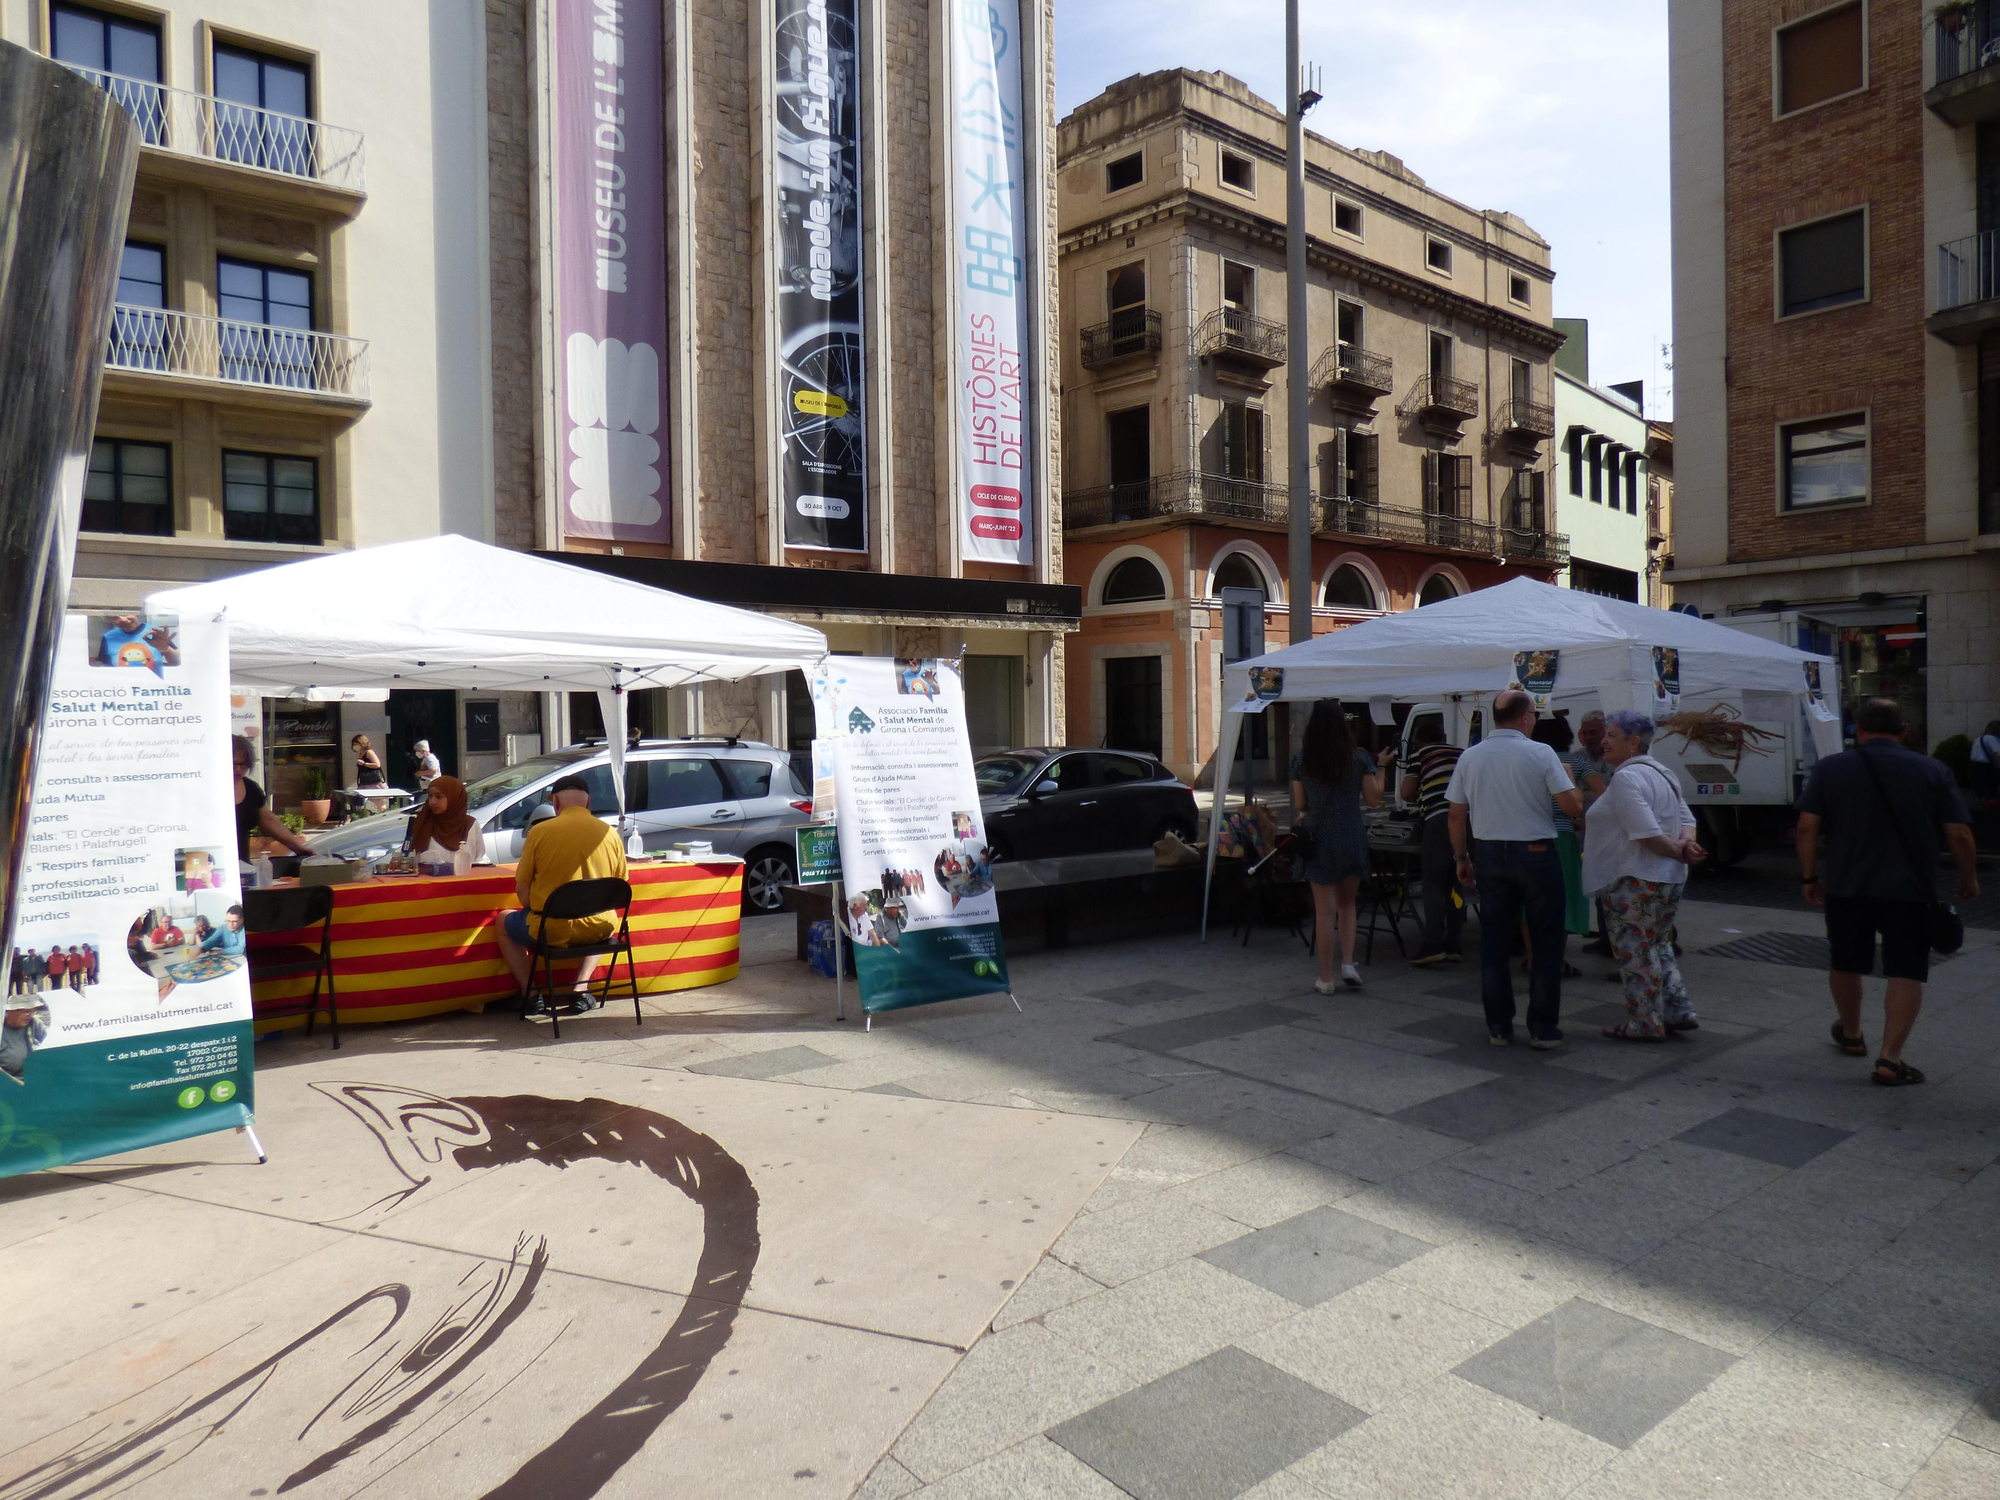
[1233,577,1831,704]
[147,533,829,695]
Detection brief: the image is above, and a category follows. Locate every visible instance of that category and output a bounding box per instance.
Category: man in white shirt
[1446,690,1585,1047]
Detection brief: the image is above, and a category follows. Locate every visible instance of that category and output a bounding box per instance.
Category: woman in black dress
[233,735,317,863]
[351,733,386,788]
[1290,701,1389,993]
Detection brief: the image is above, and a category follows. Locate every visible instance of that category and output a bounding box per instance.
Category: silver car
[304,739,812,912]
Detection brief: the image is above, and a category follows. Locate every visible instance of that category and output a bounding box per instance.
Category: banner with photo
[5,613,254,1176]
[775,0,869,552]
[947,0,1034,564]
[555,0,671,543]
[810,658,1009,1014]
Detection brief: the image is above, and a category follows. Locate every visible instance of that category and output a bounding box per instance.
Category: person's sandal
[1871,1057,1925,1086]
[1561,961,1583,978]
[1830,1021,1868,1057]
[1601,1023,1666,1043]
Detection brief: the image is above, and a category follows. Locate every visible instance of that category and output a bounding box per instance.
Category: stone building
[1056,69,1566,784]
[1670,0,2000,745]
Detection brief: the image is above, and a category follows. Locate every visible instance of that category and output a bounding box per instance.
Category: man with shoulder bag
[1794,698,1979,1086]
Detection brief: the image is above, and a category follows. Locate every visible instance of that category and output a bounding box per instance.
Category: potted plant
[301,767,332,826]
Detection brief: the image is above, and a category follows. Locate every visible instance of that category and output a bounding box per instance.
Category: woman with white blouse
[1582,710,1708,1041]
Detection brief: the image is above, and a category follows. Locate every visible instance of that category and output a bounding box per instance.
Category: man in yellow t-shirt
[497,774,629,1013]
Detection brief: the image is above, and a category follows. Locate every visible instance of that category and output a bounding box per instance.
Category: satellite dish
[1672,603,1702,617]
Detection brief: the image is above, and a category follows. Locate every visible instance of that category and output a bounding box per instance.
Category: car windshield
[974,754,1040,794]
[461,754,586,810]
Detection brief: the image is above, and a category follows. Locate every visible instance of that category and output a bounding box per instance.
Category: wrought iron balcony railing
[1939,229,2000,311]
[1315,495,1499,555]
[1080,307,1163,368]
[1501,526,1571,568]
[1399,372,1479,421]
[62,64,366,192]
[107,304,371,400]
[1063,470,1292,530]
[1196,307,1286,367]
[1309,343,1394,397]
[1937,1,2000,87]
[1493,397,1555,439]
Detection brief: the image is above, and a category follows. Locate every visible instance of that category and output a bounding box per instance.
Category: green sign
[795,823,842,885]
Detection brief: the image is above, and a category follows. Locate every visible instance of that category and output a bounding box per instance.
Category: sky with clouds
[1054,0,1673,417]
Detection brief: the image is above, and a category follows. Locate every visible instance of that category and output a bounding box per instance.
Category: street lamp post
[1286,1,1320,653]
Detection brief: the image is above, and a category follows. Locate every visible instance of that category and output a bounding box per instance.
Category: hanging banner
[556,0,671,543]
[1511,649,1560,710]
[5,614,253,1176]
[775,0,868,552]
[947,0,1034,564]
[810,658,1009,1013]
[1651,645,1681,714]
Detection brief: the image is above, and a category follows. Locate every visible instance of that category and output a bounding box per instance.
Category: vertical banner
[5,614,253,1176]
[947,0,1034,563]
[556,0,671,543]
[775,0,868,552]
[811,658,1009,1013]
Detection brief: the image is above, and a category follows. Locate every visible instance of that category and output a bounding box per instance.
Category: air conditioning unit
[505,733,543,766]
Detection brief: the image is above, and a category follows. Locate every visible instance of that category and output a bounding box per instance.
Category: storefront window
[1838,618,1926,747]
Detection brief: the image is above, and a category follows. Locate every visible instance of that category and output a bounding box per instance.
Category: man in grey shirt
[1446,690,1585,1047]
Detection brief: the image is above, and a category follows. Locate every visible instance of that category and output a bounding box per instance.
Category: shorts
[502,908,534,947]
[1825,896,1930,982]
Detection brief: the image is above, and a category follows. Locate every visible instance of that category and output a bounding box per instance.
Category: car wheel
[743,846,796,913]
[1151,818,1195,846]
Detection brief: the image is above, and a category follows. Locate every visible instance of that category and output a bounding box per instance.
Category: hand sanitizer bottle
[626,823,645,858]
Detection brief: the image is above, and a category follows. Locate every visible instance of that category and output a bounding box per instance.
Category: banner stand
[831,878,846,1024]
[237,1123,268,1164]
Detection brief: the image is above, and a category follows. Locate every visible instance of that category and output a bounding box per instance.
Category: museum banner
[4,612,254,1176]
[811,658,1009,1013]
[947,0,1034,565]
[556,0,671,544]
[775,0,869,552]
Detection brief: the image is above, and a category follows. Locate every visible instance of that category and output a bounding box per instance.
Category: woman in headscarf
[406,775,484,874]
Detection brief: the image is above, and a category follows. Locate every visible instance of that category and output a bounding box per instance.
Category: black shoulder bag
[1856,749,1964,955]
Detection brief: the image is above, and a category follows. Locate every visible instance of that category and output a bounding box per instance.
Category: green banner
[851,925,1009,1014]
[795,823,842,885]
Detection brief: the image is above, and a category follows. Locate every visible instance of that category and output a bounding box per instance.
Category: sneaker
[1313,978,1339,996]
[1408,951,1449,968]
[1665,1016,1699,1032]
[1444,951,1465,964]
[1340,964,1363,990]
[1488,1030,1513,1047]
[1528,1030,1565,1050]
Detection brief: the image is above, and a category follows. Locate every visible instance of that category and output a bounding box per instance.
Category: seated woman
[406,775,485,874]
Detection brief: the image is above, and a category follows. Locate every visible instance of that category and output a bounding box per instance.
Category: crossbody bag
[1855,749,1964,955]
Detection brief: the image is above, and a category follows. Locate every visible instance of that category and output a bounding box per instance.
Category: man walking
[1446,690,1585,1047]
[1400,720,1464,965]
[1796,697,1978,1085]
[1574,712,1615,956]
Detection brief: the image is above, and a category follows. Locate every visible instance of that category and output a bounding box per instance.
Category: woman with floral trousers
[1601,876,1695,1037]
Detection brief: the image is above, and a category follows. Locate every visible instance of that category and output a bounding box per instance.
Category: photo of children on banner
[127,890,246,997]
[0,1000,50,1085]
[895,659,942,698]
[9,940,101,996]
[90,612,180,675]
[933,842,994,908]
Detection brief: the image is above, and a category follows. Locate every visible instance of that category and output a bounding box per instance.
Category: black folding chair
[521,877,640,1040]
[244,885,339,1048]
[1235,833,1315,952]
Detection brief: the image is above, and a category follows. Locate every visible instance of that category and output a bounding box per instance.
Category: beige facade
[1057,70,1564,782]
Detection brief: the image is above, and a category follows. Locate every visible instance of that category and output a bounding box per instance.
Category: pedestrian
[84,943,99,986]
[1446,689,1585,1047]
[1290,700,1389,994]
[1573,712,1615,955]
[1400,720,1465,965]
[411,739,442,793]
[1970,719,2000,802]
[1796,697,1979,1086]
[234,734,316,863]
[1530,715,1591,969]
[43,947,65,994]
[1582,711,1706,1040]
[351,733,386,788]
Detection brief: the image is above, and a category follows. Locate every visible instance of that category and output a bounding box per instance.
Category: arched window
[1418,572,1460,607]
[1101,555,1166,604]
[1323,564,1377,611]
[1211,552,1267,599]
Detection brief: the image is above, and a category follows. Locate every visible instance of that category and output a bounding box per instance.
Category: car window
[975,754,1039,794]
[461,754,588,810]
[719,759,773,799]
[631,757,729,811]
[1093,753,1154,785]
[496,795,537,830]
[1039,754,1090,791]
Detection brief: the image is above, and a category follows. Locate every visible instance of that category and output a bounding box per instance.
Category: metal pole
[1285,0,1311,651]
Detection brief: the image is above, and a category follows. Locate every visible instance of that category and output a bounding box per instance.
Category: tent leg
[831,879,845,1022]
[1202,705,1245,943]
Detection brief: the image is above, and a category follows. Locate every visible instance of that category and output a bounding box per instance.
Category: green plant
[280,812,307,835]
[304,766,329,799]
[1934,733,1973,788]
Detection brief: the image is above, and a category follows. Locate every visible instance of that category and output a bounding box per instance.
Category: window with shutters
[1333,430,1378,503]
[1423,453,1471,517]
[1567,429,1587,496]
[1778,209,1866,317]
[1511,470,1547,532]
[1220,402,1265,482]
[1775,2,1865,118]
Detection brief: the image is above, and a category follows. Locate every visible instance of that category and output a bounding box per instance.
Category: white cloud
[1057,0,1672,415]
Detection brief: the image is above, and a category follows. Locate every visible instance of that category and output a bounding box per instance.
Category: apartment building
[1554,366,1654,603]
[4,0,501,804]
[1671,0,2000,746]
[480,0,1069,760]
[1056,70,1566,784]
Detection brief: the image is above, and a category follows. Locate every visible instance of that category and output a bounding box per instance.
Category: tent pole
[1201,703,1243,942]
[597,685,629,825]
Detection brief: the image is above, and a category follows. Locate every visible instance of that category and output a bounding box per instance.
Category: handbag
[1856,747,1964,955]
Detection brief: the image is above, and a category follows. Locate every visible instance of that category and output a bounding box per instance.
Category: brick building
[1057,70,1565,785]
[1670,0,2000,745]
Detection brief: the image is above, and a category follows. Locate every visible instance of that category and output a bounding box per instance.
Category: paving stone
[1048,1346,1365,1500]
[917,1435,1134,1499]
[1394,1071,1611,1142]
[1673,1107,1852,1168]
[1956,1379,2000,1454]
[1050,1190,1250,1287]
[1104,1003,1313,1056]
[1587,1238,1828,1357]
[1285,1112,1467,1183]
[1241,1278,1508,1413]
[1453,1298,1736,1449]
[1795,1255,2000,1384]
[1178,1028,1504,1115]
[1901,1438,2000,1500]
[1608,1138,1792,1211]
[992,1256,1107,1332]
[1043,1258,1298,1383]
[1174,1152,1365,1228]
[1567,1416,1899,1500]
[1198,1205,1432,1307]
[1688,1194,1900,1284]
[1501,1172,1719,1264]
[1093,981,1205,1007]
[685,1043,842,1079]
[1337,1162,1544,1247]
[855,1455,924,1499]
[1379,1227,1620,1327]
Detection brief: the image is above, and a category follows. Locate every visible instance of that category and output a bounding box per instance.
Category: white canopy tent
[1201,578,1842,935]
[147,533,830,815]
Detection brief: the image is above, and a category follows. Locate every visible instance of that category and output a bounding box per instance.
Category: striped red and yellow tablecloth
[250,860,742,1031]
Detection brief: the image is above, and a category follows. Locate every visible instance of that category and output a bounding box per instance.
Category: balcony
[1930,2,2000,125]
[1310,343,1395,405]
[1080,307,1163,370]
[105,305,371,408]
[1316,495,1498,555]
[1492,396,1556,442]
[1932,230,2000,342]
[1398,373,1479,426]
[1501,526,1570,569]
[1063,470,1292,532]
[63,65,365,206]
[1197,308,1286,386]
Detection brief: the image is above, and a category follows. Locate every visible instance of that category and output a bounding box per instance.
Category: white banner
[947,0,1033,564]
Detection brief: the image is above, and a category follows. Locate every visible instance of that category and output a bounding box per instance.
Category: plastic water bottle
[626,824,645,858]
[253,853,274,888]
